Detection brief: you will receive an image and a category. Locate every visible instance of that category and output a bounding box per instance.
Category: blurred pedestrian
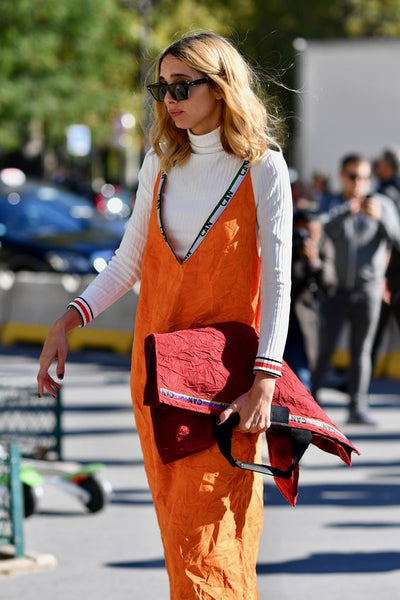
[284,209,336,389]
[373,148,400,206]
[310,170,331,209]
[311,154,400,425]
[36,33,293,599]
[371,149,400,366]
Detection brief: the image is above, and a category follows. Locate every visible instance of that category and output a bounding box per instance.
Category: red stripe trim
[254,360,281,371]
[72,299,91,324]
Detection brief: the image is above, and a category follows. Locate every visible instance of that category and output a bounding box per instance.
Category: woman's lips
[169,110,184,118]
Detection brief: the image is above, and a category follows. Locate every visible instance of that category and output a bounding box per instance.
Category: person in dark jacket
[312,153,400,425]
[371,149,400,367]
[284,209,337,390]
[374,149,400,206]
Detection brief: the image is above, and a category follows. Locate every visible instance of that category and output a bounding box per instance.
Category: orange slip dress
[131,162,265,599]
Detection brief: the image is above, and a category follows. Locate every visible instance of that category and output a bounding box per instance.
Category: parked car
[0,170,124,274]
[93,183,135,220]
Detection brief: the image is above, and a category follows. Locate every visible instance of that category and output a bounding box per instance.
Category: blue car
[0,170,125,274]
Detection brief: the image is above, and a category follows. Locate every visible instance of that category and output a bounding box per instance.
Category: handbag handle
[213,405,312,479]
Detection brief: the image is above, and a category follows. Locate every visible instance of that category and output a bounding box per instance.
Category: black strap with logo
[213,405,312,479]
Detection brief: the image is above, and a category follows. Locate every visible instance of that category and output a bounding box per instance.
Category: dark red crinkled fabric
[144,322,360,506]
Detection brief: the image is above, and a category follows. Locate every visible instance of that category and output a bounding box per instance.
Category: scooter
[20,459,112,518]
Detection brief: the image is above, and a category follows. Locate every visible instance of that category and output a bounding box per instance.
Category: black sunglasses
[147,77,210,102]
[345,172,370,182]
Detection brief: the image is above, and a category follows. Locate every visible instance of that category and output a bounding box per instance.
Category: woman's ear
[209,80,223,101]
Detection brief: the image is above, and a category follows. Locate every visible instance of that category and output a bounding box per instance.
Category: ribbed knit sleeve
[252,151,293,377]
[68,149,159,324]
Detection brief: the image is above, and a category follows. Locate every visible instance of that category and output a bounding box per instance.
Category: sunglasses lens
[148,80,197,101]
[149,84,169,102]
[148,84,161,102]
[173,82,189,101]
[159,85,170,102]
[346,173,369,182]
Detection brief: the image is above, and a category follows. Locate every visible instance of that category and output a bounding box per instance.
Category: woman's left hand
[217,372,276,433]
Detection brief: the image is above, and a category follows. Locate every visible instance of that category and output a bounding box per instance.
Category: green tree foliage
[1,0,400,156]
[0,0,235,155]
[344,0,400,36]
[0,0,141,151]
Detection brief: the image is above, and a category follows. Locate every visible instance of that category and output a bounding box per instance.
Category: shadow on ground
[257,551,400,574]
[264,481,400,507]
[106,551,400,575]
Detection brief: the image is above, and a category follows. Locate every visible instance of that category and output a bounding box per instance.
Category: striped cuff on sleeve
[68,297,94,327]
[253,356,282,378]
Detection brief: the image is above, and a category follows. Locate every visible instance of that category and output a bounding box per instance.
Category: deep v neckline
[156,161,249,264]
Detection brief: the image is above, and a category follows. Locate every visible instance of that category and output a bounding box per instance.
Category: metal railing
[0,386,63,461]
[0,443,24,558]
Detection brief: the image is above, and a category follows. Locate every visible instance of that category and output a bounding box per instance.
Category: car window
[0,195,84,236]
[30,186,95,219]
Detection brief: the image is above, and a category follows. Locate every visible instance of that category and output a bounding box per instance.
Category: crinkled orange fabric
[131,169,264,599]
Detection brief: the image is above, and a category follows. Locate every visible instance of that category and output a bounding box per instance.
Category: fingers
[56,347,66,381]
[218,381,273,434]
[37,326,68,398]
[217,406,270,433]
[37,352,65,398]
[37,371,62,398]
[235,401,271,433]
[363,198,381,219]
[37,351,55,397]
[236,415,270,434]
[218,405,237,425]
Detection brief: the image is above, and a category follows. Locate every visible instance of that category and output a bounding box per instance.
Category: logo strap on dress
[157,161,250,264]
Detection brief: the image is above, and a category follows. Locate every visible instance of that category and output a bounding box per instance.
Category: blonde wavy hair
[148,33,283,172]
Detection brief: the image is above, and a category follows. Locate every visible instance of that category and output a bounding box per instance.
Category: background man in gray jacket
[312,153,400,425]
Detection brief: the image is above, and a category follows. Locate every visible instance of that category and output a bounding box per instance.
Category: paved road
[1,344,400,599]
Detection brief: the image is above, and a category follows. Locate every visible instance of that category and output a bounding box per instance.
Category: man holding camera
[312,154,400,425]
[284,210,336,391]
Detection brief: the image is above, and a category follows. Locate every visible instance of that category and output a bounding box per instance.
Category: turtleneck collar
[188,127,223,155]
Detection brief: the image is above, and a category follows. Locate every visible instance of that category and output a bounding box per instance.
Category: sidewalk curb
[0,546,57,578]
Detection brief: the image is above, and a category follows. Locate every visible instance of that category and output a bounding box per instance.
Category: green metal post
[55,388,63,461]
[9,444,24,558]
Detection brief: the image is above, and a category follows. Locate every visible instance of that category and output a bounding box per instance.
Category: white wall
[294,38,400,190]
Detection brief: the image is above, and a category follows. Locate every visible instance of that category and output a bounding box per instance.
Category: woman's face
[159,54,222,135]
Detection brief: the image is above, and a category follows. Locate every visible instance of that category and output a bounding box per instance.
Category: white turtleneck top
[69,128,293,377]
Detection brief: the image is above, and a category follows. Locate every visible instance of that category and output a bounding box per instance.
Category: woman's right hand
[37,308,81,398]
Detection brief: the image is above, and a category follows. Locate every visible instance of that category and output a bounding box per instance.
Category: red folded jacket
[144,321,359,506]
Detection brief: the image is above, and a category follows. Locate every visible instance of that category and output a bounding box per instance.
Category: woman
[37,33,292,599]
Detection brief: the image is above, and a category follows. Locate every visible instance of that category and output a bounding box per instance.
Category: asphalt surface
[1,343,400,599]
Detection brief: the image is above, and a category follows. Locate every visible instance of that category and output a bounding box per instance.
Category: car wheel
[7,256,48,271]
